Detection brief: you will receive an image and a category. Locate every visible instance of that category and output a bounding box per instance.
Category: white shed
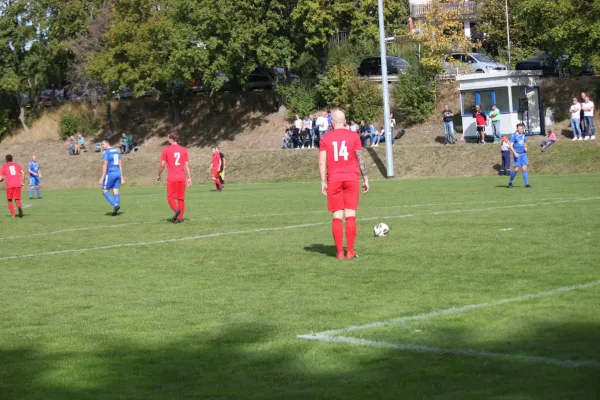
[457,70,544,140]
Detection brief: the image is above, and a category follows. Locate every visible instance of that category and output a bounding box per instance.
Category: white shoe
[572,137,578,141]
[578,137,583,140]
[592,135,596,140]
[584,136,590,140]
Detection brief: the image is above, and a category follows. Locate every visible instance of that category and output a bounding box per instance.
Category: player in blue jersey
[99,140,124,216]
[508,123,531,188]
[28,155,42,199]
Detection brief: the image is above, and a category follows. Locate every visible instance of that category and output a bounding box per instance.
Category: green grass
[1,174,600,399]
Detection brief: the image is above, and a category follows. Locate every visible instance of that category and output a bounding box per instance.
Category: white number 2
[174,152,181,166]
[113,154,119,166]
[332,141,349,162]
[8,166,16,175]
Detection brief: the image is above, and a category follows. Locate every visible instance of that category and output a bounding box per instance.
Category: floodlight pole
[505,0,511,70]
[377,0,394,178]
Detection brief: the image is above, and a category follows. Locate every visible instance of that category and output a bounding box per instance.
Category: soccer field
[1,174,599,399]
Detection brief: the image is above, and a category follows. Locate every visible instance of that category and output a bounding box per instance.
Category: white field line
[297,334,600,368]
[1,197,599,260]
[0,196,593,242]
[302,279,600,337]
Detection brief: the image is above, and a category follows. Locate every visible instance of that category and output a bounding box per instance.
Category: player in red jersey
[319,110,369,260]
[210,147,223,192]
[0,154,25,218]
[157,131,192,223]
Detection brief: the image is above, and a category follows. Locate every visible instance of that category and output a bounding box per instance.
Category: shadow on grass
[303,243,338,258]
[364,147,387,178]
[0,321,599,399]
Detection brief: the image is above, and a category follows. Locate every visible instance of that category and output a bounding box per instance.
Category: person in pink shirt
[541,129,557,152]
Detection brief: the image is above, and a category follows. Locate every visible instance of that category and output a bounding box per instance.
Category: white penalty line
[297,334,600,369]
[0,197,599,260]
[303,279,600,337]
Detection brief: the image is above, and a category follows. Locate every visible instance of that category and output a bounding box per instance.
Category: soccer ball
[373,223,389,237]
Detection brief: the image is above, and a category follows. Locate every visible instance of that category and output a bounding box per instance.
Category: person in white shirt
[581,94,595,140]
[349,120,359,133]
[570,97,582,140]
[303,116,313,148]
[316,111,328,141]
[293,114,304,148]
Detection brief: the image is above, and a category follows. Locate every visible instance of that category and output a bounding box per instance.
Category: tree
[411,0,477,72]
[517,0,600,68]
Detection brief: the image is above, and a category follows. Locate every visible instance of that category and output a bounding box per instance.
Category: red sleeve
[160,147,168,161]
[182,148,189,163]
[319,135,327,152]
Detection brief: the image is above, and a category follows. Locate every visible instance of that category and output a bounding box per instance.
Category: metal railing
[410,1,478,19]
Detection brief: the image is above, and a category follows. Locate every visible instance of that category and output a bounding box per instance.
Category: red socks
[15,200,22,208]
[346,217,356,253]
[7,201,14,217]
[178,200,185,220]
[168,197,178,212]
[332,218,344,253]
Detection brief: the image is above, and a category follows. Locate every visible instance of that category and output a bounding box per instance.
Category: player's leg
[328,182,345,259]
[29,176,34,199]
[509,164,520,187]
[14,189,23,217]
[213,171,222,191]
[521,161,530,187]
[102,175,116,207]
[6,188,15,217]
[166,181,180,222]
[36,176,41,198]
[342,181,360,258]
[177,181,185,222]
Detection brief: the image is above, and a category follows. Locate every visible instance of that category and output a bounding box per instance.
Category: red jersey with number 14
[161,144,189,182]
[1,162,23,188]
[319,128,362,183]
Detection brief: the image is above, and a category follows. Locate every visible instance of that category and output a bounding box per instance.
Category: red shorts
[6,187,21,200]
[167,180,186,200]
[212,170,220,181]
[327,180,359,212]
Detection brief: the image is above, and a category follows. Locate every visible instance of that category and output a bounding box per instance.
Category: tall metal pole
[377,0,394,178]
[505,0,511,70]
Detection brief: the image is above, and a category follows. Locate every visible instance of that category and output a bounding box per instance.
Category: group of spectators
[283,111,399,149]
[569,92,596,140]
[66,132,134,155]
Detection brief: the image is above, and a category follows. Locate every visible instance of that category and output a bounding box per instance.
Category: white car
[444,53,507,74]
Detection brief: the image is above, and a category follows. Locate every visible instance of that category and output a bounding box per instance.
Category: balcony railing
[410,1,479,19]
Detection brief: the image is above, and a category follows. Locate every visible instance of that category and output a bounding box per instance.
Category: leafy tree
[393,67,436,125]
[411,0,477,72]
[277,81,320,119]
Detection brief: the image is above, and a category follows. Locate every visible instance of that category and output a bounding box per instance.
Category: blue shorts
[102,173,121,190]
[513,153,529,167]
[30,176,40,187]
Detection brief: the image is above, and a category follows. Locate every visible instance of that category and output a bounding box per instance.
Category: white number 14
[332,141,349,162]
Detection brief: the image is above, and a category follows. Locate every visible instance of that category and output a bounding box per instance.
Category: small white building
[457,70,544,139]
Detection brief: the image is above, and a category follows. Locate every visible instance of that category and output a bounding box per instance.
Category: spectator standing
[317,112,328,141]
[499,136,511,175]
[389,113,396,139]
[303,116,313,148]
[541,129,556,152]
[580,92,587,137]
[120,133,132,153]
[312,114,319,147]
[489,104,501,142]
[327,110,333,130]
[473,105,487,144]
[570,97,583,140]
[441,105,455,145]
[581,94,596,140]
[293,114,304,149]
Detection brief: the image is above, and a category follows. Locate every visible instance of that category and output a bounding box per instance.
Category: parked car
[357,56,410,77]
[515,54,594,76]
[444,53,507,74]
[39,89,65,106]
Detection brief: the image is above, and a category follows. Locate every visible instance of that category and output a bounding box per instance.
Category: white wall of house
[464,21,471,38]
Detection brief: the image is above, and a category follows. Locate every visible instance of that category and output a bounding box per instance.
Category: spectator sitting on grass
[120,133,132,153]
[76,133,86,152]
[371,126,384,147]
[541,129,557,152]
[367,122,378,146]
[67,136,77,155]
[359,120,370,146]
[282,125,294,149]
[349,120,359,133]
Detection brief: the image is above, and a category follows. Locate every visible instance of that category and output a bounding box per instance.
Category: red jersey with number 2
[1,162,23,188]
[319,128,362,183]
[161,144,189,182]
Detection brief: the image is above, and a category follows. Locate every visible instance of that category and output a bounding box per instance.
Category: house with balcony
[409,0,479,39]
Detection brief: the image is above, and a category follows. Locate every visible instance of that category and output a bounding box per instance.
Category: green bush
[393,67,436,126]
[0,109,11,140]
[276,81,320,119]
[59,114,79,138]
[316,65,357,107]
[345,79,383,123]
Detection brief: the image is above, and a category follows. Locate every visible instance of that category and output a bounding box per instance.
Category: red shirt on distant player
[1,162,23,188]
[211,152,221,172]
[319,128,362,183]
[160,144,189,182]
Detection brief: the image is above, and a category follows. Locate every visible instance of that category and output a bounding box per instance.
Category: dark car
[357,56,409,77]
[515,54,594,77]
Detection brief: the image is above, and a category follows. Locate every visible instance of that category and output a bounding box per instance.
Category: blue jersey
[510,132,527,154]
[29,161,39,175]
[103,148,122,175]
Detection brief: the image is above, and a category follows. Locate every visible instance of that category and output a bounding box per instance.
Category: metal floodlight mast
[377,0,394,178]
[505,0,511,70]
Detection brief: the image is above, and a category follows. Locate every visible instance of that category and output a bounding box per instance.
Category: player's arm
[509,141,519,158]
[20,169,25,186]
[318,150,328,196]
[157,160,166,181]
[185,161,192,186]
[119,159,125,184]
[355,150,369,194]
[28,167,37,176]
[99,160,108,185]
[222,157,226,170]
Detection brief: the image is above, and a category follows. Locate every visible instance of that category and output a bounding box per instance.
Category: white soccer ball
[373,223,389,237]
